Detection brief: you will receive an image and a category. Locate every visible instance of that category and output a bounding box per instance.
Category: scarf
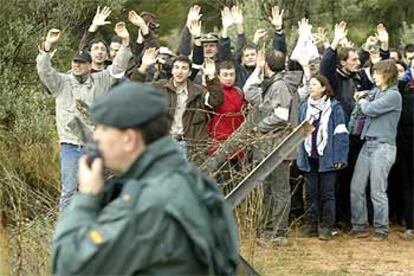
[304,96,332,156]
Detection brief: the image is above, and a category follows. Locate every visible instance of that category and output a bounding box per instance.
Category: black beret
[91,82,166,128]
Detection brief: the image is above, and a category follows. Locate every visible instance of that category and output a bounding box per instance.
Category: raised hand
[364,35,379,51]
[298,17,312,37]
[114,22,130,45]
[253,29,267,44]
[203,58,216,79]
[221,7,234,29]
[188,20,202,38]
[367,35,379,46]
[376,24,389,42]
[45,28,61,44]
[268,5,284,30]
[114,22,129,38]
[221,6,233,38]
[375,23,389,50]
[256,50,266,68]
[334,21,348,42]
[313,27,328,45]
[90,6,111,32]
[186,5,202,28]
[141,47,158,68]
[231,6,243,25]
[128,10,146,28]
[340,37,355,48]
[128,10,149,35]
[331,21,348,50]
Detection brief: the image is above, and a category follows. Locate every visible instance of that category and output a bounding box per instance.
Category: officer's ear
[123,128,145,153]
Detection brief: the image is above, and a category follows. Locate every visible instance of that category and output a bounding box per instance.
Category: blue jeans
[304,158,337,230]
[350,140,396,234]
[60,143,83,209]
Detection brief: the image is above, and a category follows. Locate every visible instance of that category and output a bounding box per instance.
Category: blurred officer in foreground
[52,82,239,275]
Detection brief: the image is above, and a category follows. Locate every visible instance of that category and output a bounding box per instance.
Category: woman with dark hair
[350,60,402,241]
[297,75,349,240]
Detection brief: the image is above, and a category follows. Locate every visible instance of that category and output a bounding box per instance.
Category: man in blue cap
[52,81,239,275]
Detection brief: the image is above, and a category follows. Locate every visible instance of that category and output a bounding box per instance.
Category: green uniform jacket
[52,136,239,275]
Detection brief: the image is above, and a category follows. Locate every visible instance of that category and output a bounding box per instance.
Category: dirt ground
[241,227,414,276]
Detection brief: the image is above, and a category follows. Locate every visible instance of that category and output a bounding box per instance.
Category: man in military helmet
[52,82,239,275]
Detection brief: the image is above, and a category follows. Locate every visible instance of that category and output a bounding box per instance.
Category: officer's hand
[333,162,344,169]
[78,155,104,195]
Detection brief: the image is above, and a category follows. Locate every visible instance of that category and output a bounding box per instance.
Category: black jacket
[397,80,414,152]
[320,47,390,122]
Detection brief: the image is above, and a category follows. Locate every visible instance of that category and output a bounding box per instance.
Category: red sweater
[207,84,246,157]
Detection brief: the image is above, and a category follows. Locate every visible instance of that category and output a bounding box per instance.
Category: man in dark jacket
[132,51,224,162]
[52,82,239,275]
[320,22,390,123]
[396,69,414,240]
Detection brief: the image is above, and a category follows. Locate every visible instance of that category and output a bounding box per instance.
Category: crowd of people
[36,4,413,271]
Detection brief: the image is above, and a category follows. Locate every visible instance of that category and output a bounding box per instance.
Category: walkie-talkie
[70,117,102,168]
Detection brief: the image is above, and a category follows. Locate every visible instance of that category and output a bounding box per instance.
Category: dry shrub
[7,214,56,275]
[0,141,60,222]
[196,126,295,266]
[0,139,60,275]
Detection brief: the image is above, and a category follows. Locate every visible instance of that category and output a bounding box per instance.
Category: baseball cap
[72,50,92,63]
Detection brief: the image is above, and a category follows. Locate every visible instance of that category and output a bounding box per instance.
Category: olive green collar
[119,135,182,181]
